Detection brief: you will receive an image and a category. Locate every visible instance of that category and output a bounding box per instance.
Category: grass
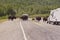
[29,14,50,18]
[0,19,8,23]
[0,16,8,23]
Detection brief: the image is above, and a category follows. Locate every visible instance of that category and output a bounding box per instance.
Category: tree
[7,8,16,16]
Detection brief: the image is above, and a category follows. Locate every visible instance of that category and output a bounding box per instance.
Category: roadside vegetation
[0,16,8,23]
[0,0,60,20]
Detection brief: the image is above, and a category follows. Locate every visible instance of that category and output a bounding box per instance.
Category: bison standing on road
[36,16,41,21]
[43,16,48,22]
[20,14,28,20]
[8,16,16,21]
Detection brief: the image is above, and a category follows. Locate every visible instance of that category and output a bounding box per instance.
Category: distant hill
[0,0,60,17]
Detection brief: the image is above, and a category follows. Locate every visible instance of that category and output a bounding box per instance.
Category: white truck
[47,8,60,25]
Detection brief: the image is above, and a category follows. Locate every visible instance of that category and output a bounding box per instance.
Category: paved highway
[0,19,60,40]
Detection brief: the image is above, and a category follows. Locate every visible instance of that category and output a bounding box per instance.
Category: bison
[20,14,28,20]
[36,16,41,21]
[8,16,16,21]
[43,16,48,22]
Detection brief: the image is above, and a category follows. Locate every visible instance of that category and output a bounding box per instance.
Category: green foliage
[6,8,16,16]
[0,0,60,18]
[0,6,6,17]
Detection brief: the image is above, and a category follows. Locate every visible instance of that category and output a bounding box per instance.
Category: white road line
[20,21,28,40]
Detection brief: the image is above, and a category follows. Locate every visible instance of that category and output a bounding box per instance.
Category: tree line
[0,0,60,18]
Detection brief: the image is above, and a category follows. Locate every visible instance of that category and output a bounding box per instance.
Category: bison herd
[8,15,48,22]
[32,16,48,22]
[8,14,48,22]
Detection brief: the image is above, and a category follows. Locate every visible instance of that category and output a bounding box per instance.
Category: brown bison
[36,16,41,21]
[8,16,16,21]
[20,14,28,20]
[43,16,48,22]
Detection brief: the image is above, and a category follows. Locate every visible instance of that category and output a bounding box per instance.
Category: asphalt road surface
[0,19,60,40]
